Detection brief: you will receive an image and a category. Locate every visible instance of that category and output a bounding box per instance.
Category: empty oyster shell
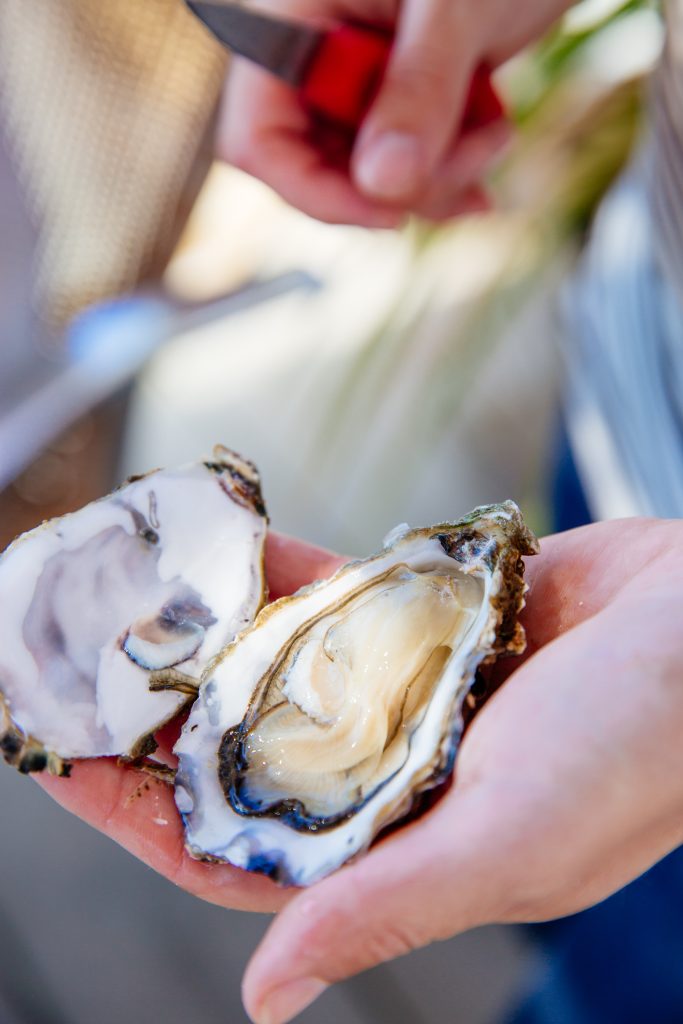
[0,447,267,775]
[174,502,538,886]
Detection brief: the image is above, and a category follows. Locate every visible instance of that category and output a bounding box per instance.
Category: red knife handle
[301,23,504,135]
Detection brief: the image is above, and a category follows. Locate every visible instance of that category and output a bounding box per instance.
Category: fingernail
[356,132,422,200]
[257,978,328,1024]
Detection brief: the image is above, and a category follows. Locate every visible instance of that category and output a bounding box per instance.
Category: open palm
[38,519,683,1023]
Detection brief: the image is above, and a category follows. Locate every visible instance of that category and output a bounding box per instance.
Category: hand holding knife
[185,1,508,224]
[186,2,504,140]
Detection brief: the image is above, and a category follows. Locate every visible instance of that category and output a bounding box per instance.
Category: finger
[458,594,683,916]
[265,533,346,601]
[242,788,505,1024]
[410,118,510,221]
[352,0,478,203]
[518,518,683,658]
[220,62,404,227]
[413,118,511,220]
[489,522,641,690]
[37,760,289,914]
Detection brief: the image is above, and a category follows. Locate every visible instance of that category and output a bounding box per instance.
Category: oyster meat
[174,502,538,886]
[0,447,267,775]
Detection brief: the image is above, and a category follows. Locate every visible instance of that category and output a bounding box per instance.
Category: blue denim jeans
[508,851,683,1024]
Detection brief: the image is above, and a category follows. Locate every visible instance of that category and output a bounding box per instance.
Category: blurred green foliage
[315,0,663,537]
[515,0,659,120]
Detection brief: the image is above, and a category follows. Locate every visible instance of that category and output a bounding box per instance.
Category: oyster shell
[174,502,538,886]
[0,446,267,775]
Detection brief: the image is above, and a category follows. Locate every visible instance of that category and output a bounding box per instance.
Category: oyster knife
[185,1,504,134]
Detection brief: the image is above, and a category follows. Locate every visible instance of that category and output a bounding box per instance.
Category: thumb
[352,0,478,203]
[242,790,505,1024]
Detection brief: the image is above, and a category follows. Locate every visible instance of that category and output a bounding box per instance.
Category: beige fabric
[0,0,226,325]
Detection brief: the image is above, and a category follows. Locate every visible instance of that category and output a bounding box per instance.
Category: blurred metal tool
[0,272,319,492]
[186,1,504,134]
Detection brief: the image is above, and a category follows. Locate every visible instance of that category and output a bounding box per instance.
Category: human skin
[217,0,574,225]
[36,534,344,917]
[38,520,683,1023]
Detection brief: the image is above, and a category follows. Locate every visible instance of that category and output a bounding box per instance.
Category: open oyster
[0,447,267,775]
[174,502,538,886]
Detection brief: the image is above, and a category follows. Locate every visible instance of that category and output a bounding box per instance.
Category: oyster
[0,447,267,775]
[174,502,538,886]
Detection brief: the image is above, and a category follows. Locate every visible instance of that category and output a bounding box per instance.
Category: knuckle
[365,920,419,964]
[289,895,422,978]
[430,0,482,47]
[291,898,348,964]
[495,860,582,925]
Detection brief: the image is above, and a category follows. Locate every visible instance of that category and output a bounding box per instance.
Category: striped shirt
[563,0,683,520]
